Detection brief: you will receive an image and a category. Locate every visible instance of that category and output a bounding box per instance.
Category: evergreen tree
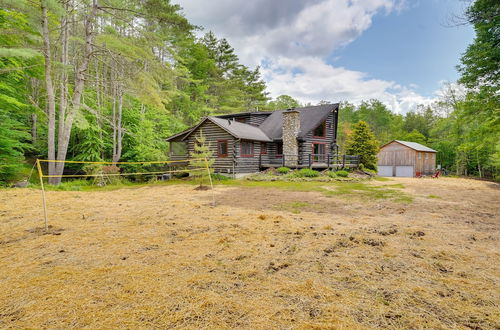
[345,121,379,170]
[189,130,214,188]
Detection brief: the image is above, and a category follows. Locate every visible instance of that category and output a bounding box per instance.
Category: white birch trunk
[40,0,57,184]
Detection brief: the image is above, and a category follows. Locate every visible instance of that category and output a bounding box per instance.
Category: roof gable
[181,116,271,142]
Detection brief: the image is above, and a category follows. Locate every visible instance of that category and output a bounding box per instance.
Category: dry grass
[0,177,499,328]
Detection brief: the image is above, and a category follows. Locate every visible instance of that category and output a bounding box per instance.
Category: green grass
[427,194,441,199]
[373,177,390,182]
[25,175,413,203]
[324,182,412,203]
[278,201,311,214]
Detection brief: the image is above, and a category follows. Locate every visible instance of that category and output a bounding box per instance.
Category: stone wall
[282,110,300,166]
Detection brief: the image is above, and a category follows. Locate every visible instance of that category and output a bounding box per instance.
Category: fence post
[36,159,49,231]
[342,154,345,169]
[327,154,330,169]
[308,154,312,168]
[258,153,262,169]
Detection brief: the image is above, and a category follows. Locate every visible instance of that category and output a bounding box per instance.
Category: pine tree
[345,121,379,170]
[190,130,214,188]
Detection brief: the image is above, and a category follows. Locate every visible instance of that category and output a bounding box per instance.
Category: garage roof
[392,140,437,152]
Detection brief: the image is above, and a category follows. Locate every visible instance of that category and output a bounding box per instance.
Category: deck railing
[259,154,360,169]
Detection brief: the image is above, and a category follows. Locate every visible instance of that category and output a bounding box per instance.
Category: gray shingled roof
[259,104,338,140]
[180,116,271,142]
[393,140,437,152]
[209,117,271,142]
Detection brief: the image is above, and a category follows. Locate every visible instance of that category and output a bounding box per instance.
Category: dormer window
[313,121,326,138]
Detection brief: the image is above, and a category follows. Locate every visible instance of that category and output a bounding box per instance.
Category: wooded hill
[0,0,498,183]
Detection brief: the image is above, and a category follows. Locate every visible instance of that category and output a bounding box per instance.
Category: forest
[0,0,498,184]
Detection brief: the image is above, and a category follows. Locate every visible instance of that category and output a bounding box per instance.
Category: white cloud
[261,56,437,113]
[176,0,436,113]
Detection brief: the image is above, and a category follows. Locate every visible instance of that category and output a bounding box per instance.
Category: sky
[174,0,474,113]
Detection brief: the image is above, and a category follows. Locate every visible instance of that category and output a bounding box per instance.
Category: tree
[458,0,499,89]
[266,95,301,110]
[0,8,40,183]
[345,121,379,170]
[189,130,214,188]
[403,129,427,145]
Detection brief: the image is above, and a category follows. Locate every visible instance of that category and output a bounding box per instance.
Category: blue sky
[176,0,474,112]
[331,1,474,97]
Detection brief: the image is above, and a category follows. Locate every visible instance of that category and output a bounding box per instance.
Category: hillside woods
[0,0,498,183]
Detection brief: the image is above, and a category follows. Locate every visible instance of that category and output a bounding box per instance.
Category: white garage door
[378,166,393,177]
[395,166,414,177]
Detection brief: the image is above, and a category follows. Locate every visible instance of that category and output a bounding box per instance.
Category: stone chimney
[282,108,300,166]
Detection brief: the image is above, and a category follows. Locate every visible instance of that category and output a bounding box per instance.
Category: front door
[312,143,326,162]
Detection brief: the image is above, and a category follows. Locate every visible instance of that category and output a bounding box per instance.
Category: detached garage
[377,140,437,177]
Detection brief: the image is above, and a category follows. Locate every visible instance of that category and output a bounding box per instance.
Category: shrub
[297,168,319,177]
[335,170,349,177]
[327,171,337,178]
[211,173,230,180]
[277,167,290,174]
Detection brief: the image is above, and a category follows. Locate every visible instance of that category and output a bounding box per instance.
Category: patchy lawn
[0,177,498,328]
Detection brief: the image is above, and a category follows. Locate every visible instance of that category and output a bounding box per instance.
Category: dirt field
[0,177,499,328]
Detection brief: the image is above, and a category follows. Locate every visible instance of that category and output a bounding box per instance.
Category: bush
[327,171,337,178]
[297,168,319,177]
[210,173,230,180]
[277,167,290,174]
[335,170,349,177]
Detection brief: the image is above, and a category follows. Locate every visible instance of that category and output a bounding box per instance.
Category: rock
[14,180,28,188]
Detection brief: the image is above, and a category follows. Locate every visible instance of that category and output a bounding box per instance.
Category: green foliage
[345,121,379,171]
[210,173,230,181]
[335,170,349,178]
[403,129,427,145]
[0,9,40,183]
[266,95,301,110]
[458,0,499,89]
[327,171,337,178]
[277,167,290,174]
[0,113,31,183]
[296,168,320,177]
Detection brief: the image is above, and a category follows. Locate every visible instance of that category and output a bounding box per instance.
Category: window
[313,121,326,137]
[260,142,268,155]
[312,143,326,162]
[170,142,187,156]
[418,153,422,160]
[217,140,228,157]
[276,143,283,157]
[241,141,254,157]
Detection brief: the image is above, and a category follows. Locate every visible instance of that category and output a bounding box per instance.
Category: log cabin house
[377,140,437,177]
[166,104,356,176]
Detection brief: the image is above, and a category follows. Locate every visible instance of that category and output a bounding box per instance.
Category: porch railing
[259,154,360,169]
